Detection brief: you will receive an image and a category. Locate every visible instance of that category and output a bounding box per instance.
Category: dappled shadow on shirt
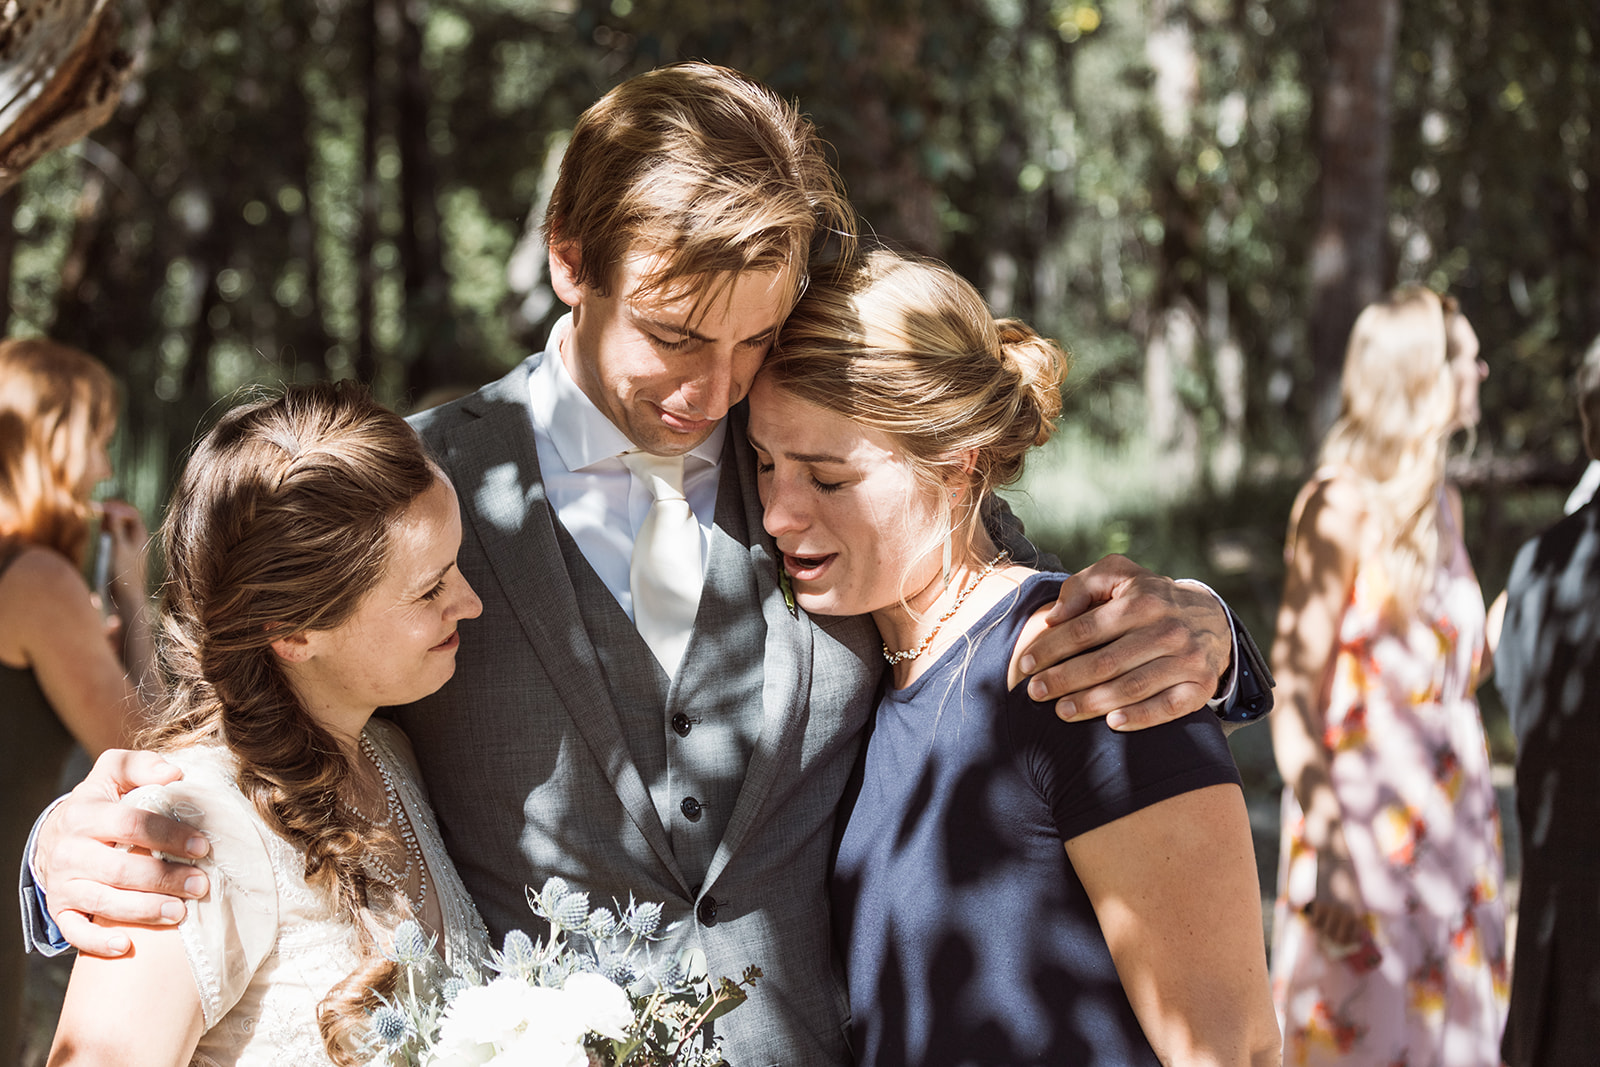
[832,672,1164,1067]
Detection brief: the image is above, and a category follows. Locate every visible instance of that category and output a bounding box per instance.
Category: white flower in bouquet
[423,971,633,1067]
[430,979,570,1060]
[561,971,635,1040]
[360,879,760,1067]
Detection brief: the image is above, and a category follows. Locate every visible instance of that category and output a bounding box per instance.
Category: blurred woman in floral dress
[1269,285,1507,1065]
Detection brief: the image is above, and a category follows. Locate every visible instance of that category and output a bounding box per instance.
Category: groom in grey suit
[401,354,881,1065]
[24,63,1269,1067]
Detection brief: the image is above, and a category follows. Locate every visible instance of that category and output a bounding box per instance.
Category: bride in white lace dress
[49,383,490,1066]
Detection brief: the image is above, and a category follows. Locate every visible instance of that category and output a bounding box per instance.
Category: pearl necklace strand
[882,553,1008,665]
[345,733,428,913]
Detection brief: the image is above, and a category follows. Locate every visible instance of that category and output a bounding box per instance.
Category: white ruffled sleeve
[124,762,281,1029]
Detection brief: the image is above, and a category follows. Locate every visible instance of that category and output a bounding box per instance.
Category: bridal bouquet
[360,877,760,1067]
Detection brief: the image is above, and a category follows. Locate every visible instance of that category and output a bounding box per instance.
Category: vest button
[697,895,719,926]
[671,713,693,737]
[680,796,702,821]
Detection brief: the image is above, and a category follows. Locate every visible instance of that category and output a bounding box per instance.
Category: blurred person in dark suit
[1494,333,1600,1067]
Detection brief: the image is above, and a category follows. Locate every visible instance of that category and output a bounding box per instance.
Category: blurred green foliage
[4,0,1595,683]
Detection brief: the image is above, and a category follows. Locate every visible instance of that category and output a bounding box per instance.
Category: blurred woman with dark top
[0,337,156,1058]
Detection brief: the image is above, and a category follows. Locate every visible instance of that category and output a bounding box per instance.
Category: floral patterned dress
[1271,487,1509,1066]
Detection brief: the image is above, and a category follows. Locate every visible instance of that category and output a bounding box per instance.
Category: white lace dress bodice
[126,719,490,1066]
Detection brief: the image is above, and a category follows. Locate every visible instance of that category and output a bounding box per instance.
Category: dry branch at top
[0,0,134,193]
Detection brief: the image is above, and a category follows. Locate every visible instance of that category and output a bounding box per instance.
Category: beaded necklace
[345,733,429,913]
[881,553,1008,665]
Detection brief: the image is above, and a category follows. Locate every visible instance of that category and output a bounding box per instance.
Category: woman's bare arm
[1069,784,1280,1066]
[1444,484,1494,683]
[48,916,205,1066]
[1268,476,1367,946]
[100,499,160,708]
[0,547,144,756]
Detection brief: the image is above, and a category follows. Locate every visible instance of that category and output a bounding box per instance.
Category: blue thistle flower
[370,1004,414,1046]
[624,900,663,938]
[586,908,619,940]
[552,890,592,930]
[441,976,469,1003]
[502,928,537,969]
[600,954,636,987]
[654,955,688,990]
[387,920,433,966]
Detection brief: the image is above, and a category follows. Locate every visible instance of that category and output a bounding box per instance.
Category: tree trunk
[1307,0,1400,444]
[1143,0,1204,489]
[56,167,106,298]
[279,4,332,380]
[838,18,941,254]
[354,0,381,384]
[1018,0,1075,325]
[1145,300,1204,491]
[165,183,227,480]
[1587,74,1600,343]
[393,0,455,401]
[0,185,17,334]
[0,0,135,192]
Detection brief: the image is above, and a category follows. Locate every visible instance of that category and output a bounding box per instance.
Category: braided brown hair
[138,380,437,1062]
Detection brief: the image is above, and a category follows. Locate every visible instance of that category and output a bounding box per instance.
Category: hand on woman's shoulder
[120,750,283,993]
[52,746,274,1064]
[123,748,273,868]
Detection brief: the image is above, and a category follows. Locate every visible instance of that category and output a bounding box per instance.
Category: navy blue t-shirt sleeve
[1014,702,1242,842]
[999,577,1243,842]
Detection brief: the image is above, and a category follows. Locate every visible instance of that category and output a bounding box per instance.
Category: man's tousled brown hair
[543,62,855,316]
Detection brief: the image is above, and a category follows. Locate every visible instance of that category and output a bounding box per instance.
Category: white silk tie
[621,451,703,675]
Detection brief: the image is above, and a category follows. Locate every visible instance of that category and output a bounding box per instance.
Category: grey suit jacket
[401,355,880,1067]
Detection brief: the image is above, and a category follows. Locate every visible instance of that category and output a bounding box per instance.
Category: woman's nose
[452,575,484,621]
[762,479,807,538]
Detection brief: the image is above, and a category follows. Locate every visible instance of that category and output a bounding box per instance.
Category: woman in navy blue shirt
[747,250,1280,1067]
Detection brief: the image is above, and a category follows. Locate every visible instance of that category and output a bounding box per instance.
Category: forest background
[6,0,1599,907]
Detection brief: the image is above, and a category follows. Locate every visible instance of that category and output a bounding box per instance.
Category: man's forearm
[984,495,1275,726]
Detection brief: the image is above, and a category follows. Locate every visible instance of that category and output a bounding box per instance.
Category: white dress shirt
[527,315,723,621]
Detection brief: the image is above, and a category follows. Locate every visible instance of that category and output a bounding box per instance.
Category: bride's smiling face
[747,375,946,620]
[273,477,482,726]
